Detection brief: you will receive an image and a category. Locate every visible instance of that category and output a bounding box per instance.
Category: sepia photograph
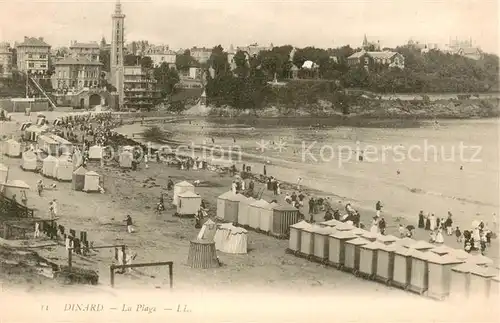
[0,0,498,321]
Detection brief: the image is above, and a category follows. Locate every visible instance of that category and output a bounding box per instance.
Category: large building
[0,42,13,78]
[144,45,176,68]
[190,47,212,64]
[69,41,100,61]
[447,38,482,60]
[237,43,273,58]
[347,50,405,71]
[123,65,160,110]
[110,0,126,107]
[51,57,102,91]
[15,36,51,74]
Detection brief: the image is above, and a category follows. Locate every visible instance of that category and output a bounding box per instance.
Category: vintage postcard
[0,0,499,322]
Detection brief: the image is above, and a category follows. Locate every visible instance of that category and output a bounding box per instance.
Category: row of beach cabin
[216,191,300,238]
[288,220,499,301]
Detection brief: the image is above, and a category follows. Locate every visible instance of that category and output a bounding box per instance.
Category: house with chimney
[0,42,13,79]
[348,50,405,72]
[69,41,100,62]
[15,36,51,74]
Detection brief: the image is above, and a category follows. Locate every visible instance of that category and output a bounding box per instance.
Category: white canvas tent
[24,125,49,141]
[4,139,21,157]
[216,191,246,223]
[173,181,195,206]
[83,171,100,192]
[55,157,73,181]
[119,151,133,169]
[177,191,201,216]
[88,145,103,160]
[0,163,8,183]
[214,223,248,254]
[248,199,270,230]
[50,134,73,154]
[1,179,30,199]
[197,219,217,240]
[21,150,37,171]
[237,196,255,226]
[42,155,58,178]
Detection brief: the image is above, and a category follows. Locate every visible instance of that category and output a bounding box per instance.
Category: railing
[0,194,35,218]
[29,76,57,109]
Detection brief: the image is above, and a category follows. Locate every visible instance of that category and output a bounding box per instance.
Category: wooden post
[110,265,115,288]
[68,248,72,269]
[169,263,173,289]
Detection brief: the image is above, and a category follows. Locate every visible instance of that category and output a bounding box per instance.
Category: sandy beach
[0,111,499,321]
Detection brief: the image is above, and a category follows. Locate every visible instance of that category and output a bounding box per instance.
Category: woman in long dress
[418,211,425,228]
[425,214,431,230]
[435,228,444,244]
[370,217,379,234]
[429,214,436,231]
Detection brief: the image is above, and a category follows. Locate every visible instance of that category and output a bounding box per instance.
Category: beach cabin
[408,249,429,294]
[375,243,397,284]
[490,275,500,299]
[173,181,195,206]
[4,139,21,157]
[1,179,30,200]
[344,237,369,274]
[21,150,37,171]
[320,219,342,228]
[50,134,73,155]
[469,266,496,299]
[197,219,217,241]
[37,135,59,156]
[216,191,244,223]
[177,191,201,217]
[215,224,248,254]
[450,262,474,300]
[300,224,321,257]
[24,125,48,141]
[118,150,133,169]
[328,230,357,268]
[392,246,413,289]
[237,196,255,226]
[359,241,386,279]
[377,234,398,245]
[410,240,434,253]
[351,227,367,236]
[247,199,270,230]
[42,155,58,178]
[426,253,464,300]
[334,222,355,232]
[88,145,103,160]
[259,202,277,233]
[72,166,87,191]
[0,163,8,183]
[55,157,73,182]
[271,203,300,238]
[288,220,310,253]
[451,249,472,262]
[83,171,100,193]
[312,226,337,261]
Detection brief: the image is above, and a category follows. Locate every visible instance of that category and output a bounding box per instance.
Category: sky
[0,0,498,53]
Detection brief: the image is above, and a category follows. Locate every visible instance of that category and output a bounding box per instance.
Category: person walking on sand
[125,215,134,233]
[455,226,462,242]
[370,217,379,234]
[429,213,436,231]
[418,210,425,229]
[436,227,444,244]
[37,180,44,197]
[297,177,302,190]
[425,213,431,230]
[263,165,267,176]
[445,212,453,235]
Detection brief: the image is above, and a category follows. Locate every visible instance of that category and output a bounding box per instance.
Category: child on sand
[455,226,462,242]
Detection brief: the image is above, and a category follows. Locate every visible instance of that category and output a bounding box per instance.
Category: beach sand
[0,112,498,318]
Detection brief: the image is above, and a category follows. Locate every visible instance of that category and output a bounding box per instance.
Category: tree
[140,56,153,69]
[176,50,196,71]
[99,49,110,72]
[124,54,140,66]
[208,45,230,77]
[153,63,180,98]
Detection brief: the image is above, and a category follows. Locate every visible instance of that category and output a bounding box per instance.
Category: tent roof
[393,245,413,256]
[320,219,342,227]
[85,171,100,176]
[351,228,367,235]
[411,240,435,250]
[0,163,7,171]
[426,252,463,265]
[273,203,299,212]
[362,241,386,250]
[302,224,324,233]
[335,222,355,231]
[379,243,397,252]
[22,150,37,158]
[408,248,428,260]
[229,226,248,234]
[250,199,270,208]
[450,249,471,260]
[6,138,19,144]
[290,220,312,230]
[396,237,417,248]
[451,262,477,273]
[314,226,337,235]
[430,245,454,255]
[178,191,200,198]
[73,166,88,175]
[90,145,103,149]
[361,231,378,240]
[3,179,30,189]
[470,265,497,278]
[377,234,398,243]
[346,237,369,246]
[203,219,216,226]
[329,230,357,240]
[218,191,245,201]
[467,254,494,266]
[175,180,194,187]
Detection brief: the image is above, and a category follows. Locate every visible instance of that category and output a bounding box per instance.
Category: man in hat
[125,215,134,233]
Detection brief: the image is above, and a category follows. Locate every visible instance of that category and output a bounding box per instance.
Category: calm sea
[164,118,499,227]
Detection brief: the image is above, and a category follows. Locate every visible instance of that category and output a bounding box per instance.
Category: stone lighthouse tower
[110,0,125,109]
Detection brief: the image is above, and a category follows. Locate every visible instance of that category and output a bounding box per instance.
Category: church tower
[110,0,125,109]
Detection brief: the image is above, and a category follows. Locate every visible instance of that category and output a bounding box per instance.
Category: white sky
[0,0,498,53]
